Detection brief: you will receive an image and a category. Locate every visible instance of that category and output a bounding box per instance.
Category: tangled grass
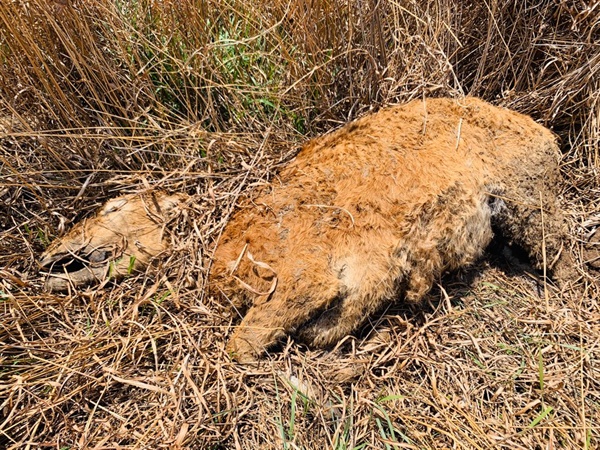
[1,0,599,448]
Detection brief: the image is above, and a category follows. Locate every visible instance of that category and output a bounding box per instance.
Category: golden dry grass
[1,0,599,448]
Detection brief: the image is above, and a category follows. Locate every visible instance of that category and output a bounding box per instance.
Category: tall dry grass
[1,0,599,448]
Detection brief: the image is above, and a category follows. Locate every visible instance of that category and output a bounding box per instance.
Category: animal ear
[156,193,188,213]
[100,198,128,215]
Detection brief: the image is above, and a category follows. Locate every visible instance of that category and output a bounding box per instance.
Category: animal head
[40,192,187,292]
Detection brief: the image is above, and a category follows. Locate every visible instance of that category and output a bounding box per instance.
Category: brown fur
[40,193,185,292]
[40,97,570,361]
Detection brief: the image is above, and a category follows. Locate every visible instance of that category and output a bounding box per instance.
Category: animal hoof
[226,336,261,363]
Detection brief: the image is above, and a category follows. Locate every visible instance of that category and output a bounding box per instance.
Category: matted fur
[40,97,569,361]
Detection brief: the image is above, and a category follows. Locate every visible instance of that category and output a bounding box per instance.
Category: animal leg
[226,275,341,362]
[491,183,571,280]
[294,249,402,348]
[297,290,388,348]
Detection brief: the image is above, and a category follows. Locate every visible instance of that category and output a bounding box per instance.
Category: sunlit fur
[41,97,568,362]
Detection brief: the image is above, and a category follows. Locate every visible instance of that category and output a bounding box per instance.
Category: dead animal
[40,97,572,362]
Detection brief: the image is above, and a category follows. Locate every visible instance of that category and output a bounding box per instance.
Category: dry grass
[1,0,599,448]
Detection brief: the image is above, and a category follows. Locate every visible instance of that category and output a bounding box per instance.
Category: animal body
[40,97,569,362]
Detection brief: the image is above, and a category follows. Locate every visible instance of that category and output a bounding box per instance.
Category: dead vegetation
[1,0,599,448]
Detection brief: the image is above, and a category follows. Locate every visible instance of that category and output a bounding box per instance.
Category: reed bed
[1,0,598,448]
